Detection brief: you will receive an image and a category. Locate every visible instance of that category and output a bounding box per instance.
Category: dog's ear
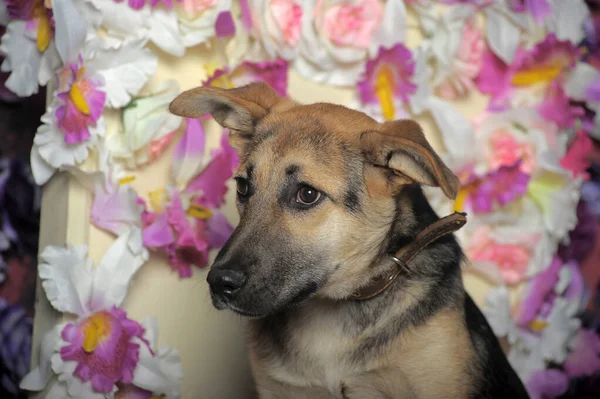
[359,119,460,200]
[169,82,283,133]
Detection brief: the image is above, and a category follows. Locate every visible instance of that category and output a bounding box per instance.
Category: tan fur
[170,83,486,399]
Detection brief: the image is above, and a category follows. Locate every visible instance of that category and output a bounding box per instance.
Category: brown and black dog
[169,82,530,399]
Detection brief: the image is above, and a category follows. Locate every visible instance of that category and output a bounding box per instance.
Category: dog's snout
[207,268,248,300]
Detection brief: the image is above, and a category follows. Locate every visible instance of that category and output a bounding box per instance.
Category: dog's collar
[349,211,468,301]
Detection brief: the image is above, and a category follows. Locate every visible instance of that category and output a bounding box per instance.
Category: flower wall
[1,0,600,398]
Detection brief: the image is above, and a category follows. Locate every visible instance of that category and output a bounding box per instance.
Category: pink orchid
[55,56,106,144]
[141,119,239,278]
[60,306,147,393]
[357,44,416,121]
[508,0,552,23]
[113,0,182,10]
[203,59,289,98]
[560,130,593,180]
[477,34,583,129]
[563,329,600,378]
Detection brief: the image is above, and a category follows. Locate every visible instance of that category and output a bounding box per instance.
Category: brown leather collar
[349,212,467,301]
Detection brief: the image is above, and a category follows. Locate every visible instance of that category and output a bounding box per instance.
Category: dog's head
[170,82,460,317]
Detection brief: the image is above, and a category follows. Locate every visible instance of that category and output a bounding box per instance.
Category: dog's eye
[236,178,249,197]
[296,185,321,206]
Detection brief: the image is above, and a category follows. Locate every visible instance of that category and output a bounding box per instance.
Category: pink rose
[436,19,484,99]
[179,0,217,19]
[468,226,540,285]
[250,0,304,60]
[319,0,382,49]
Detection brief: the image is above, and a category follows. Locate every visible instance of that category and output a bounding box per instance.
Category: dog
[169,82,530,399]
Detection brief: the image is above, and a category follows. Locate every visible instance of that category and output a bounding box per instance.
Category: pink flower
[464,163,531,213]
[319,0,382,49]
[142,122,238,278]
[436,19,485,100]
[563,329,600,378]
[178,0,217,19]
[55,57,106,144]
[508,0,552,23]
[113,0,182,10]
[477,34,583,129]
[560,130,593,180]
[115,384,154,399]
[488,130,535,172]
[526,369,569,399]
[59,307,148,393]
[357,44,416,121]
[467,226,538,285]
[270,0,303,47]
[204,59,289,97]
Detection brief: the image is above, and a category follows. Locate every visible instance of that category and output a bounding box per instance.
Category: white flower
[30,103,106,186]
[108,79,183,169]
[88,0,152,49]
[481,286,519,343]
[544,0,590,45]
[483,1,528,64]
[294,0,407,86]
[247,0,304,60]
[540,298,581,363]
[565,62,600,140]
[177,0,232,48]
[87,38,158,108]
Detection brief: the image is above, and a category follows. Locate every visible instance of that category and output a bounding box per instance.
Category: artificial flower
[482,1,528,64]
[526,369,569,399]
[542,0,590,46]
[88,0,152,50]
[30,101,105,185]
[176,0,232,48]
[247,0,303,60]
[563,328,600,378]
[356,43,416,122]
[141,120,238,277]
[508,0,552,23]
[557,201,597,265]
[478,34,583,128]
[560,130,593,180]
[18,229,182,398]
[204,59,289,97]
[55,55,106,144]
[0,0,58,97]
[426,6,484,100]
[565,62,600,140]
[115,0,182,10]
[108,79,182,169]
[61,141,145,244]
[295,0,407,86]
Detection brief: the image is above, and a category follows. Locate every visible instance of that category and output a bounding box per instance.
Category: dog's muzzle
[206,267,248,309]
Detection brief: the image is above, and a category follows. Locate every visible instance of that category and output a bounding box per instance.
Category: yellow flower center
[528,319,548,332]
[375,66,395,121]
[187,203,213,219]
[511,65,562,87]
[149,188,167,214]
[82,313,111,353]
[69,78,91,116]
[36,9,52,52]
[118,176,136,185]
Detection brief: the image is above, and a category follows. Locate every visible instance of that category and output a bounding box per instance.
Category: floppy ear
[169,82,284,133]
[359,119,460,200]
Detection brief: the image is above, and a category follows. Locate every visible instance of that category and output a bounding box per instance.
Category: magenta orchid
[477,34,583,129]
[356,43,416,121]
[204,59,289,97]
[508,0,552,23]
[141,118,239,278]
[113,0,182,10]
[55,56,106,144]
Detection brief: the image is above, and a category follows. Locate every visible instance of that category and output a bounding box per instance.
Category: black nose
[207,268,247,300]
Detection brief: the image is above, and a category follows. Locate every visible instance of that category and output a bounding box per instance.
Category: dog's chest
[250,312,363,395]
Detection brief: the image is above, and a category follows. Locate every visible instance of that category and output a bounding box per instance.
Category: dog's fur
[170,83,530,398]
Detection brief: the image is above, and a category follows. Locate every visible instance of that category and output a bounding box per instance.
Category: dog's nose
[207,268,247,300]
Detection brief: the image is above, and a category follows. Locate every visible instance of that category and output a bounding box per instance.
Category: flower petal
[0,20,41,97]
[545,0,590,45]
[20,325,62,391]
[368,0,407,58]
[38,244,94,315]
[564,62,599,101]
[148,8,185,57]
[91,38,158,108]
[485,5,522,64]
[142,211,175,248]
[52,0,87,64]
[172,118,206,190]
[30,144,56,186]
[91,228,147,310]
